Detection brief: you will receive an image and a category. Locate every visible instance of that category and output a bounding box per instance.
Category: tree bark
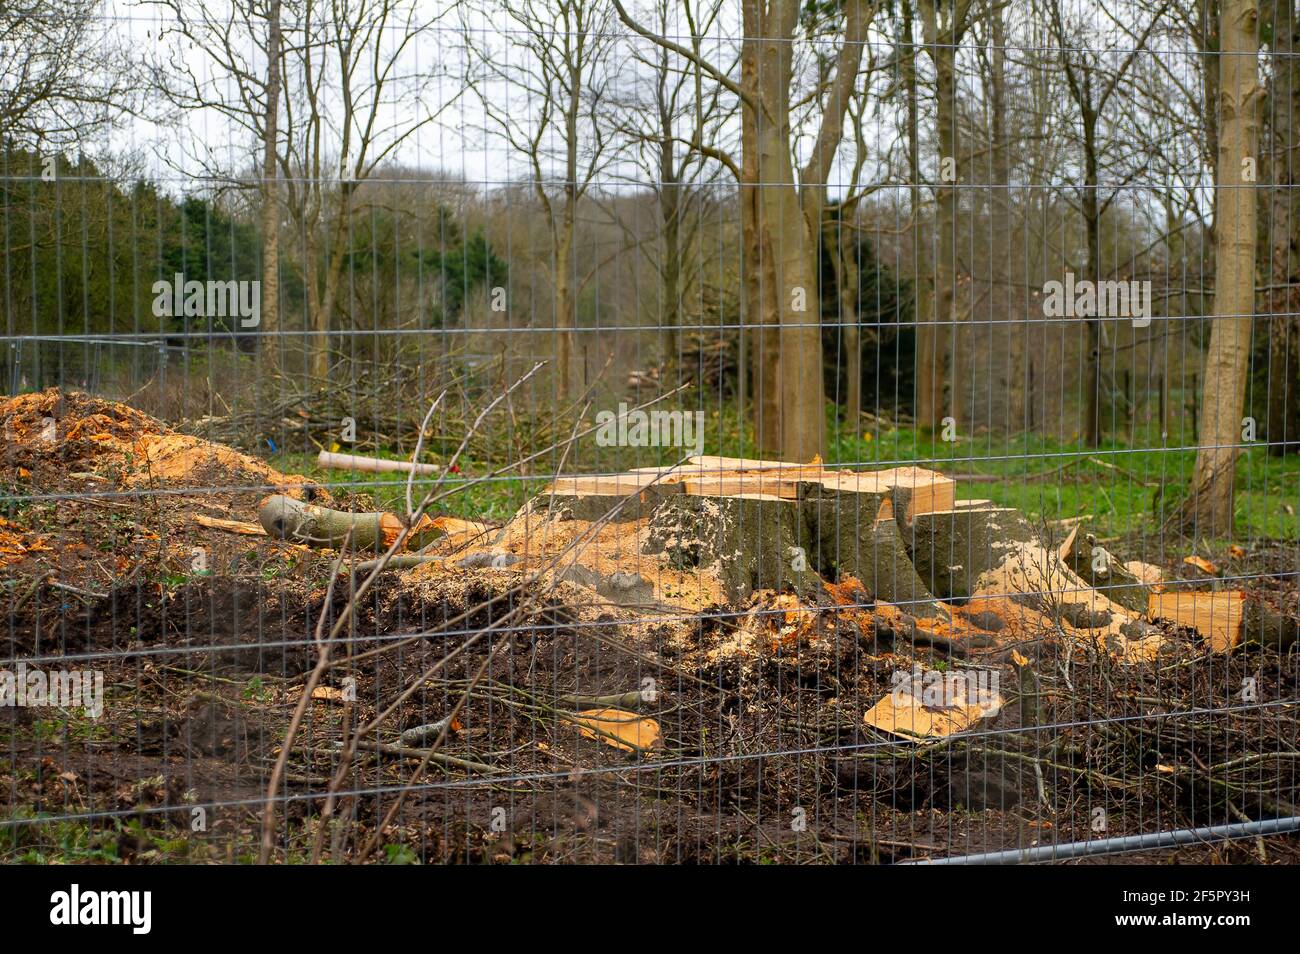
[259,0,282,368]
[915,0,956,428]
[986,3,1020,430]
[1182,0,1262,536]
[1265,0,1300,455]
[742,0,781,454]
[754,0,825,462]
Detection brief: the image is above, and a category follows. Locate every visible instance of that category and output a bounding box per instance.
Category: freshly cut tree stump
[906,504,1037,599]
[641,492,822,601]
[801,479,947,618]
[524,473,681,524]
[476,454,1180,661]
[675,458,955,519]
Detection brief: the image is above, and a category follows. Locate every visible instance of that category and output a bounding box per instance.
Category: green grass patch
[271,405,1298,544]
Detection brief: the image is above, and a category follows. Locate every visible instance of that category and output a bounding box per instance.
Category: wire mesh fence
[1,0,1298,866]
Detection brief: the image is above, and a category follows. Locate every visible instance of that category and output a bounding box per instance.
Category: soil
[2,388,1298,864]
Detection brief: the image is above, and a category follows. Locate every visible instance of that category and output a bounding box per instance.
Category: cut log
[903,504,1161,657]
[526,473,681,523]
[1060,531,1151,613]
[1148,589,1245,652]
[1244,597,1300,651]
[1146,589,1298,652]
[316,450,441,476]
[971,537,1160,657]
[193,514,266,536]
[641,492,822,601]
[258,494,421,552]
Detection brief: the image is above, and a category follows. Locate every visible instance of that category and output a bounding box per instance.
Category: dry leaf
[1228,545,1246,560]
[572,707,660,752]
[1183,555,1218,574]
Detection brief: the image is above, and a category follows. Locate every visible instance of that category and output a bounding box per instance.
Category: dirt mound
[2,387,319,496]
[2,387,165,461]
[125,432,316,495]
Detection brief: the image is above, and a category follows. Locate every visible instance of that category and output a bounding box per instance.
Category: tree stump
[802,478,948,618]
[641,491,822,601]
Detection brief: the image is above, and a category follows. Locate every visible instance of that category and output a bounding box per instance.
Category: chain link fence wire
[1,0,1298,865]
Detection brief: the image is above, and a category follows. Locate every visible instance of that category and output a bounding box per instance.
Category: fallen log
[193,514,267,536]
[316,449,441,476]
[258,494,435,552]
[906,503,1160,657]
[1060,531,1151,613]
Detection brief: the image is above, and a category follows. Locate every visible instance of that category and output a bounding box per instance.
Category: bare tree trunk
[259,0,282,367]
[555,199,577,401]
[1082,139,1102,448]
[1183,0,1262,536]
[825,212,861,433]
[1265,0,1300,455]
[747,0,826,461]
[659,135,682,363]
[741,0,780,454]
[755,10,824,461]
[800,0,867,442]
[906,0,940,430]
[987,1,1019,430]
[922,1,962,428]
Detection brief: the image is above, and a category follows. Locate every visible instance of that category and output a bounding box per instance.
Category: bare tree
[1043,0,1168,447]
[467,0,615,402]
[605,0,731,366]
[617,0,880,459]
[0,0,144,147]
[260,0,283,363]
[1262,0,1300,455]
[917,0,976,431]
[151,0,451,380]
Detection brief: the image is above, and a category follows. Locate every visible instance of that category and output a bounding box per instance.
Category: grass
[823,419,1298,542]
[271,402,1299,545]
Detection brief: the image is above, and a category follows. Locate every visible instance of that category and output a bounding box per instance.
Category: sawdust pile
[2,388,320,496]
